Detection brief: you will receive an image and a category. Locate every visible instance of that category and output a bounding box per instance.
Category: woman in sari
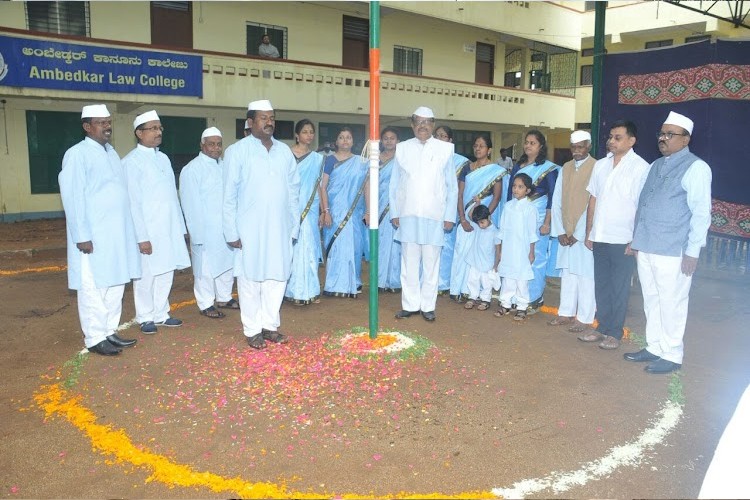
[364,127,401,291]
[320,127,368,297]
[449,133,510,300]
[284,119,325,305]
[506,129,559,312]
[434,125,471,295]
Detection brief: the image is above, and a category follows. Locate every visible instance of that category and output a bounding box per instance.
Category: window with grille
[645,39,673,49]
[247,22,287,59]
[580,65,593,86]
[393,46,423,76]
[25,1,90,36]
[151,1,192,48]
[581,48,594,57]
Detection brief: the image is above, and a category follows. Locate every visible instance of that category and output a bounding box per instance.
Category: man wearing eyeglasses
[59,104,141,356]
[123,110,191,335]
[390,106,458,322]
[626,111,712,374]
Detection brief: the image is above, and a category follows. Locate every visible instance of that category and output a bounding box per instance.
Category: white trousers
[238,277,286,337]
[558,269,596,324]
[637,251,693,364]
[133,256,174,324]
[466,267,494,303]
[400,242,441,313]
[78,254,125,348]
[499,277,530,309]
[194,266,234,310]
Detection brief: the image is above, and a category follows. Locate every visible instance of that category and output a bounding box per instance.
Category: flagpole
[368,1,381,339]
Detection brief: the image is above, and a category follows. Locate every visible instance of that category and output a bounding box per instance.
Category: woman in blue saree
[434,125,471,295]
[449,133,510,300]
[364,127,401,292]
[506,129,560,311]
[285,119,325,305]
[320,127,368,298]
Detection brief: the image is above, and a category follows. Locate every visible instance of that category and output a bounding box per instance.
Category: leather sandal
[513,310,527,321]
[547,316,574,326]
[494,306,511,317]
[200,306,225,319]
[476,301,490,311]
[262,330,289,344]
[218,298,240,309]
[247,333,267,350]
[567,322,589,333]
[464,300,476,310]
[578,331,606,342]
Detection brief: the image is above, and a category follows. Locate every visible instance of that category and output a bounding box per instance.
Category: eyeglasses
[657,131,687,140]
[412,119,435,127]
[141,125,164,133]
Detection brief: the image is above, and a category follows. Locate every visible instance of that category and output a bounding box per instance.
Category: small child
[495,173,539,321]
[463,202,499,311]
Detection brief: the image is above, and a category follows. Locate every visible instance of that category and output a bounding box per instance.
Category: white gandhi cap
[201,127,222,140]
[570,130,591,144]
[133,110,160,130]
[663,111,694,135]
[81,104,110,119]
[412,106,435,118]
[248,99,273,111]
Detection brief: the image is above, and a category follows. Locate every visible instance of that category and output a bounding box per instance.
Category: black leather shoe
[421,311,436,322]
[395,310,418,319]
[624,348,660,362]
[107,334,137,348]
[645,358,681,374]
[88,340,122,356]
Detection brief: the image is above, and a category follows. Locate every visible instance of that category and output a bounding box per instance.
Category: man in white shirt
[626,111,712,374]
[59,104,140,356]
[580,120,650,350]
[180,127,236,319]
[123,110,191,334]
[258,34,280,58]
[498,148,514,170]
[389,106,458,322]
[549,130,597,332]
[223,99,300,349]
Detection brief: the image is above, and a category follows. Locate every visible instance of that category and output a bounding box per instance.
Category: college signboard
[0,34,202,97]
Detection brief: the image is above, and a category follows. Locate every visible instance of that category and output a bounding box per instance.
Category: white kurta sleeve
[287,153,301,240]
[682,160,712,258]
[222,146,241,243]
[124,155,149,243]
[179,162,206,245]
[388,156,401,219]
[527,204,540,244]
[443,155,458,223]
[59,147,92,244]
[550,173,564,237]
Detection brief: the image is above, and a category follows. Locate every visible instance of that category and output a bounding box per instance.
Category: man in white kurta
[123,110,191,334]
[59,104,140,356]
[627,111,712,374]
[389,106,458,321]
[179,127,235,318]
[550,131,597,331]
[223,99,300,349]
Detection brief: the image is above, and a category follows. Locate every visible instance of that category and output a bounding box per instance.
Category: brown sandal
[262,330,289,344]
[547,316,574,326]
[494,306,511,317]
[513,310,527,321]
[218,298,240,309]
[476,301,490,311]
[567,322,589,333]
[200,306,225,319]
[464,300,476,310]
[247,333,267,350]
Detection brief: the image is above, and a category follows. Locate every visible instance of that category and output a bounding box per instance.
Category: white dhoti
[558,268,596,324]
[78,254,125,348]
[133,256,174,324]
[499,277,529,310]
[637,251,693,364]
[193,247,234,310]
[238,277,286,336]
[400,242,441,313]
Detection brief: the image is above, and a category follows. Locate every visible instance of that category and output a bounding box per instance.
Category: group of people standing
[60,101,711,374]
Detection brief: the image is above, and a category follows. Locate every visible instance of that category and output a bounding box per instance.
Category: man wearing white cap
[390,106,458,322]
[626,111,712,374]
[123,110,191,334]
[549,130,597,332]
[223,99,300,349]
[179,127,236,319]
[59,104,140,356]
